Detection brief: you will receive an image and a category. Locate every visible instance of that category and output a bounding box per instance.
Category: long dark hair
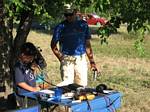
[20,42,47,69]
[20,42,37,57]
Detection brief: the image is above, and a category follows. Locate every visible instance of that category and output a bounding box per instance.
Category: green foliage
[92,0,150,56]
[3,0,150,47]
[3,0,63,30]
[134,39,145,57]
[44,0,64,18]
[93,0,150,32]
[133,27,147,57]
[97,22,117,44]
[132,25,149,56]
[3,0,150,31]
[68,0,149,57]
[142,80,150,88]
[110,0,149,32]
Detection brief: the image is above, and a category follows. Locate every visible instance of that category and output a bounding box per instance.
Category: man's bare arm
[51,41,63,62]
[85,39,97,70]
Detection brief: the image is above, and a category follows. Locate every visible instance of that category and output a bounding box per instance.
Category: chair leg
[49,105,58,112]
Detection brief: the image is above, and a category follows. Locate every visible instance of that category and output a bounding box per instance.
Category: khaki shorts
[60,54,88,86]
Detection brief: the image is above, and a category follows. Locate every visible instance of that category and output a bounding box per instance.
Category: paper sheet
[39,89,54,94]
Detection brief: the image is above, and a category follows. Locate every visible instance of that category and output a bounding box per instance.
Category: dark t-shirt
[52,20,91,55]
[14,61,36,95]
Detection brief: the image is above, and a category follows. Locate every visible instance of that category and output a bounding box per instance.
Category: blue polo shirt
[14,61,36,95]
[52,20,91,56]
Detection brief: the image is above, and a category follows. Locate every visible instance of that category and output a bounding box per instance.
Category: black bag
[7,93,17,110]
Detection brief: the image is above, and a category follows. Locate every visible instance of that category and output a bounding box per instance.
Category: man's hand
[90,62,101,76]
[90,62,97,71]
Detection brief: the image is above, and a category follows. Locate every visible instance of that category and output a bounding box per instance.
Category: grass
[27,26,150,112]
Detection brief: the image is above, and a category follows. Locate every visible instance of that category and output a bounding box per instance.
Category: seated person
[14,42,44,107]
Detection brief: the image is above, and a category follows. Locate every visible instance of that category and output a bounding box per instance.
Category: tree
[0,0,149,97]
[0,0,67,96]
[0,0,50,94]
[64,1,150,54]
[90,0,150,55]
[0,0,12,93]
[1,0,33,94]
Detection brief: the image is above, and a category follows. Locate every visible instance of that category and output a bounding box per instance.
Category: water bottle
[54,87,62,102]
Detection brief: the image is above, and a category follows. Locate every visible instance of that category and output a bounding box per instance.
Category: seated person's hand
[38,83,50,89]
[33,86,41,92]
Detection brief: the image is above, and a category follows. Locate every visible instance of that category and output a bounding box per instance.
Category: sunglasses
[64,13,74,17]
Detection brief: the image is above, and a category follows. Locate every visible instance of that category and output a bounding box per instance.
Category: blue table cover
[21,91,122,112]
[70,92,122,112]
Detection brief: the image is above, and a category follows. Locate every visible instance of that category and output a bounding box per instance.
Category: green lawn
[27,26,150,112]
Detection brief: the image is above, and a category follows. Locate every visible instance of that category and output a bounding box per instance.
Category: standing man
[51,8,98,87]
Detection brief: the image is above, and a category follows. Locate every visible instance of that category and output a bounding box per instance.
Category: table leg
[24,96,28,108]
[65,106,72,112]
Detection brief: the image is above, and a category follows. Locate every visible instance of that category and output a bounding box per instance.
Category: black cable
[104,95,121,112]
[37,75,56,86]
[84,95,92,112]
[36,75,71,92]
[104,96,115,112]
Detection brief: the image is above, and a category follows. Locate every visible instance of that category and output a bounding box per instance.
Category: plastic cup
[54,87,62,102]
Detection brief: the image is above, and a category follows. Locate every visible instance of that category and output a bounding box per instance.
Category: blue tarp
[71,92,122,112]
[21,91,122,112]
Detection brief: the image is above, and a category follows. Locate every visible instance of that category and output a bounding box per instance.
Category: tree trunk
[0,0,34,97]
[14,11,34,58]
[0,0,12,101]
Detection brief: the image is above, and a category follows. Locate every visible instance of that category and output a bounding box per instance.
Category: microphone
[93,69,98,81]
